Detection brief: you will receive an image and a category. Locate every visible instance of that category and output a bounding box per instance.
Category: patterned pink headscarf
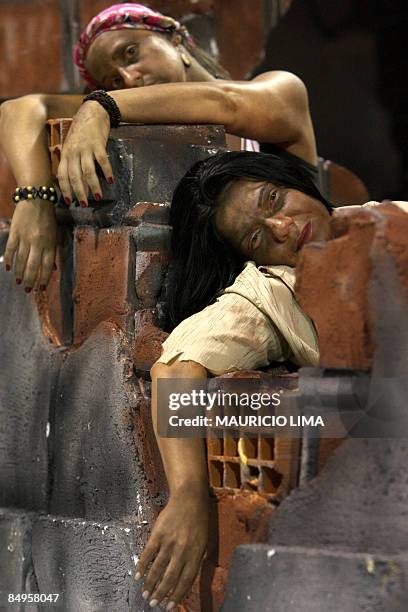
[74,3,194,88]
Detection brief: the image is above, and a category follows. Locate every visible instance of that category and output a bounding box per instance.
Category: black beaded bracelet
[82,90,122,128]
[12,185,57,205]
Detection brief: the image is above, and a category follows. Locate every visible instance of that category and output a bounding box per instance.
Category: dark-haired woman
[139,151,408,609]
[0,2,316,292]
[137,151,327,609]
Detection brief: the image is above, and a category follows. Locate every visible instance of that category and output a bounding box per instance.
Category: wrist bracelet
[82,90,122,128]
[13,185,57,205]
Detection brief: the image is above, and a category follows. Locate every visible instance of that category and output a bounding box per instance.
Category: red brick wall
[0,0,63,97]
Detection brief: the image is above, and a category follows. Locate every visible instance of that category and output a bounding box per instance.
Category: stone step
[0,507,151,612]
[268,439,408,555]
[222,544,408,612]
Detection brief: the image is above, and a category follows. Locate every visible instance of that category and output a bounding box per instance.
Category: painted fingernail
[134,572,141,580]
[40,284,46,291]
[149,599,158,608]
[25,287,32,293]
[108,176,114,184]
[142,591,149,600]
[80,200,87,207]
[94,192,102,201]
[166,603,175,611]
[5,264,10,271]
[64,196,71,205]
[16,278,22,285]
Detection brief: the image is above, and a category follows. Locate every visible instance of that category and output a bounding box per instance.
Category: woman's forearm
[107,72,313,150]
[0,94,83,187]
[150,360,209,498]
[109,81,238,134]
[138,361,210,607]
[0,95,53,186]
[1,94,83,289]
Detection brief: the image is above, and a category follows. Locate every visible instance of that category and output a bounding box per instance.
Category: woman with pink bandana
[0,4,316,608]
[1,2,316,292]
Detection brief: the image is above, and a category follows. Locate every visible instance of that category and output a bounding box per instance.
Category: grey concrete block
[0,508,36,605]
[31,514,150,612]
[223,544,408,612]
[0,267,62,511]
[49,322,165,521]
[268,439,408,555]
[62,124,226,227]
[116,140,221,206]
[133,223,172,253]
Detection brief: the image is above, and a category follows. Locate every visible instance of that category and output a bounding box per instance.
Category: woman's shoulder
[222,261,297,311]
[334,200,408,214]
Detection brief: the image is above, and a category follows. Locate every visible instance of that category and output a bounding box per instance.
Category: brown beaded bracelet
[12,185,57,205]
[82,90,122,128]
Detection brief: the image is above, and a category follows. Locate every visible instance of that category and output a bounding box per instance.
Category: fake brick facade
[0,123,294,610]
[1,122,407,609]
[296,202,408,370]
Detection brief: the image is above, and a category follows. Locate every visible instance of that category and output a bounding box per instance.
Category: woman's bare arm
[110,71,316,163]
[57,71,317,204]
[0,94,83,185]
[0,94,83,289]
[136,359,209,610]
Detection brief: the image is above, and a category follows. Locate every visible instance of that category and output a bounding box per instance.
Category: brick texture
[73,227,138,346]
[0,1,62,97]
[0,153,14,220]
[34,227,74,347]
[296,203,408,369]
[133,309,169,373]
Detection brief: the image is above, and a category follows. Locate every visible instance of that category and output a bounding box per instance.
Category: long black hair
[167,150,332,328]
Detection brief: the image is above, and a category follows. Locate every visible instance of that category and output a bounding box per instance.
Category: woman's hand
[57,101,113,206]
[4,199,57,290]
[136,489,209,610]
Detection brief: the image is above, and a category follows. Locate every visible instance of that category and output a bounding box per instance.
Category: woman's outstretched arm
[0,94,83,289]
[57,71,317,204]
[136,359,209,610]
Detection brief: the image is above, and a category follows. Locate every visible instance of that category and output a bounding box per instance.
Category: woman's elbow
[0,98,15,128]
[1,94,47,123]
[150,360,208,381]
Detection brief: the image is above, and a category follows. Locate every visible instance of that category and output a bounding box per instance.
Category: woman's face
[85,29,187,90]
[214,179,332,267]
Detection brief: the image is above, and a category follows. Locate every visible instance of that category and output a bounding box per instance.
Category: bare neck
[186,57,218,82]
